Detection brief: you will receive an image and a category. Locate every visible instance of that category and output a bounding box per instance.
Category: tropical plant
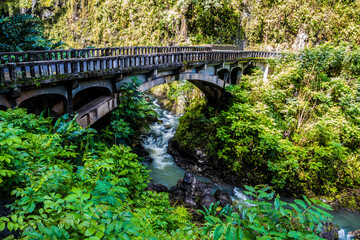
[0,14,65,52]
[174,43,360,210]
[201,185,333,240]
[110,77,157,145]
[0,107,197,239]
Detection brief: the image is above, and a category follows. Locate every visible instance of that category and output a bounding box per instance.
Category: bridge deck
[0,50,279,89]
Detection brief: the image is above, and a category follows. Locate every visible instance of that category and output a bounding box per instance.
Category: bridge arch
[139,73,229,106]
[19,93,67,116]
[216,68,231,84]
[72,79,113,98]
[15,86,68,107]
[73,86,112,113]
[0,95,11,109]
[243,63,261,76]
[230,67,243,85]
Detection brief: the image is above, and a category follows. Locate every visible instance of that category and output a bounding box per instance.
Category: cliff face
[241,0,360,51]
[2,0,360,50]
[1,0,243,48]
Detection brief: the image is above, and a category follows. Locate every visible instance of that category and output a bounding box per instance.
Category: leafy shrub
[202,185,333,240]
[174,44,360,208]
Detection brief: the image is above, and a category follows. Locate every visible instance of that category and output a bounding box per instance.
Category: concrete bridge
[0,46,278,127]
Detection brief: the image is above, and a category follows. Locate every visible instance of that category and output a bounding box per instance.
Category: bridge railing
[0,51,280,84]
[0,46,213,64]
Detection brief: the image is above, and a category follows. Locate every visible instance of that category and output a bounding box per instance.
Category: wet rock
[195,181,214,197]
[169,186,181,193]
[214,190,233,207]
[319,223,340,240]
[146,183,169,192]
[178,173,197,194]
[184,197,197,208]
[183,172,196,185]
[348,230,360,240]
[169,186,185,203]
[198,195,217,209]
[170,193,185,203]
[177,172,214,198]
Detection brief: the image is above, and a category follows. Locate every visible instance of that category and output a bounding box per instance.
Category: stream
[141,97,360,239]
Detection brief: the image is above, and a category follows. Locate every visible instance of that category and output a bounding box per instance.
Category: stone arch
[230,67,243,85]
[16,85,67,106]
[0,105,8,111]
[73,86,112,112]
[72,79,113,98]
[243,62,262,76]
[216,68,231,84]
[139,73,229,107]
[0,95,12,109]
[19,93,67,116]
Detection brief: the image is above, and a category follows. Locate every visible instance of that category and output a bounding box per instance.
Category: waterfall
[263,64,269,83]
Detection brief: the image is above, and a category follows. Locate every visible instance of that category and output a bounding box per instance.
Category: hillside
[2,0,360,50]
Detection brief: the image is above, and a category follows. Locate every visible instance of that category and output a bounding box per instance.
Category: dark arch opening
[230,67,242,85]
[19,94,67,117]
[243,63,261,76]
[0,105,7,111]
[217,69,230,83]
[73,87,112,112]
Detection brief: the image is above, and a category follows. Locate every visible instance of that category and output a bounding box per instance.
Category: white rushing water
[263,64,269,83]
[141,96,360,238]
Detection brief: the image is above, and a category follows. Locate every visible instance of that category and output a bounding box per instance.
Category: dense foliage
[0,108,200,239]
[174,43,360,209]
[0,79,335,239]
[149,80,205,114]
[201,185,332,240]
[3,1,360,50]
[0,14,64,52]
[1,0,244,47]
[241,0,360,50]
[109,78,157,145]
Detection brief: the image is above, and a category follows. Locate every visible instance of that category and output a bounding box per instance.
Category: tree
[0,14,65,52]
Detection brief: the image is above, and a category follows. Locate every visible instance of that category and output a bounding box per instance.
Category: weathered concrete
[0,48,278,127]
[76,95,118,128]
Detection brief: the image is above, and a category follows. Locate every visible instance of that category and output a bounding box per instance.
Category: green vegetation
[0,14,64,52]
[241,0,360,50]
[149,80,205,114]
[201,185,332,240]
[0,78,334,239]
[108,78,157,145]
[175,43,360,209]
[1,0,244,47]
[3,1,360,50]
[0,109,198,239]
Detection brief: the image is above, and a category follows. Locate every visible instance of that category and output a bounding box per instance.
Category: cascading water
[141,98,185,187]
[263,64,269,83]
[141,96,360,239]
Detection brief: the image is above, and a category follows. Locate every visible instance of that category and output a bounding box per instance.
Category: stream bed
[141,97,360,239]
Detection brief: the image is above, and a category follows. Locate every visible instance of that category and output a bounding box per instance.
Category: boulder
[177,172,214,198]
[169,186,181,193]
[184,196,197,208]
[146,183,169,193]
[195,181,214,197]
[169,186,185,203]
[319,223,340,240]
[214,190,233,207]
[198,195,217,210]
